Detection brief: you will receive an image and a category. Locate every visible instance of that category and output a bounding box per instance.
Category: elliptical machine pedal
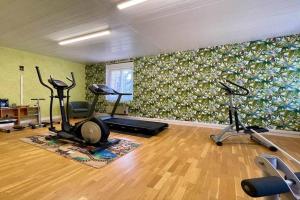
[244,125,269,133]
[89,138,121,153]
[210,135,223,146]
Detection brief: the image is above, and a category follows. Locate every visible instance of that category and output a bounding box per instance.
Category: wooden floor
[0,123,299,200]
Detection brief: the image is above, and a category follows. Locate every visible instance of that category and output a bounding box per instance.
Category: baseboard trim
[41,116,61,121]
[116,114,300,137]
[121,115,225,129]
[265,130,300,138]
[56,113,300,138]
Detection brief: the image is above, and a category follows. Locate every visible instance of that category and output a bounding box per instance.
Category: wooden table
[0,106,38,133]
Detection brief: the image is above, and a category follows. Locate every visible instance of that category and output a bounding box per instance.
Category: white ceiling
[0,0,299,63]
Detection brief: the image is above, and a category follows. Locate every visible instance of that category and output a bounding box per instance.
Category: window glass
[106,62,133,102]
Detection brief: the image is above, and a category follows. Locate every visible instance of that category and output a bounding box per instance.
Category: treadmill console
[48,79,68,89]
[89,84,116,95]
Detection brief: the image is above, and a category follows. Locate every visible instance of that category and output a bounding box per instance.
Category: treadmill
[88,84,168,135]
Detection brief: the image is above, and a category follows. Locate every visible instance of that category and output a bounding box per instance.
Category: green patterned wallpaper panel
[85,63,107,113]
[86,34,300,131]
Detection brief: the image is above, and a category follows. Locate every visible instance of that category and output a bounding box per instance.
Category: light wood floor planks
[0,123,299,200]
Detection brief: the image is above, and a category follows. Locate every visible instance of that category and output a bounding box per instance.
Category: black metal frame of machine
[35,66,120,149]
[210,79,277,151]
[88,84,168,136]
[241,137,300,200]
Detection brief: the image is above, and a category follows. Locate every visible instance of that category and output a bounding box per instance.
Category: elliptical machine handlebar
[115,91,132,96]
[35,66,56,131]
[35,66,77,130]
[66,72,76,90]
[66,72,76,121]
[36,66,76,90]
[35,66,54,93]
[219,79,250,96]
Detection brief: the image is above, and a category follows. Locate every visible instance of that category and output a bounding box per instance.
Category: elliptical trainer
[35,66,119,147]
[210,79,277,151]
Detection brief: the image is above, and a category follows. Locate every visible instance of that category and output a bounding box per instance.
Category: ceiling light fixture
[58,30,111,45]
[117,0,148,10]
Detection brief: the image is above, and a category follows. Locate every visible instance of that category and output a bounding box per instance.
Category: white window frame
[106,62,134,102]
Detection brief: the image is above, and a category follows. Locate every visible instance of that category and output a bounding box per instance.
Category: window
[106,62,133,102]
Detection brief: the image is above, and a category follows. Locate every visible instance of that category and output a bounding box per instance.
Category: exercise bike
[35,66,120,148]
[29,98,47,129]
[210,79,277,151]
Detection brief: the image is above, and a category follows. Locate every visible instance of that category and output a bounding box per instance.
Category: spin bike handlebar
[219,79,250,96]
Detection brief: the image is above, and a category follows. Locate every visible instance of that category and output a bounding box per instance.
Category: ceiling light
[59,30,111,45]
[117,0,148,10]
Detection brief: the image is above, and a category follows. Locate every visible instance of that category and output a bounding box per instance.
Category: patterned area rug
[21,134,140,168]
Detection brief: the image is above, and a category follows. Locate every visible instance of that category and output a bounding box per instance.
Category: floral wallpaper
[86,34,300,131]
[85,63,107,113]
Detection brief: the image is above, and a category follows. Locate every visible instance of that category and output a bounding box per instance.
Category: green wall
[86,34,300,131]
[0,46,86,118]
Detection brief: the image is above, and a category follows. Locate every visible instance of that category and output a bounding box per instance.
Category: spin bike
[210,79,277,151]
[35,66,120,148]
[29,98,47,129]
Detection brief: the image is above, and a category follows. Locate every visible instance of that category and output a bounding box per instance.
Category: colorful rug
[21,134,140,168]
